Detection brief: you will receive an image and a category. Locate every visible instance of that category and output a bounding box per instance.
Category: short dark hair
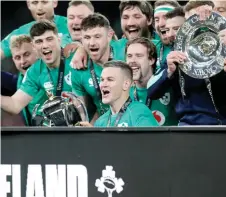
[165,7,185,19]
[68,0,94,12]
[125,37,158,74]
[103,60,133,81]
[154,0,181,9]
[119,0,153,21]
[81,13,110,31]
[30,20,58,39]
[184,0,214,12]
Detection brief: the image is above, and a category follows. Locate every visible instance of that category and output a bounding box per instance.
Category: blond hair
[10,35,32,50]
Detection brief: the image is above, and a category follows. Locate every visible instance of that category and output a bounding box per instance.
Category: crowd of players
[1,0,226,127]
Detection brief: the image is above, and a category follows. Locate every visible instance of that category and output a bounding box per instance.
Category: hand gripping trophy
[31,92,89,127]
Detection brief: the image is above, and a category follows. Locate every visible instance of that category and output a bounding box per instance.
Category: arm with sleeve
[1,24,31,58]
[147,58,179,100]
[135,106,159,126]
[70,67,88,97]
[147,68,172,99]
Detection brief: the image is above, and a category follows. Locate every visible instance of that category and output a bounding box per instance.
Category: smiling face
[12,42,38,75]
[126,43,154,81]
[165,16,185,44]
[121,5,151,40]
[67,4,93,42]
[154,5,175,45]
[82,26,111,62]
[32,30,61,67]
[27,0,57,21]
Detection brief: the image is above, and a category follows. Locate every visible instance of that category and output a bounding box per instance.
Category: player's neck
[94,45,110,66]
[46,51,61,69]
[110,93,130,115]
[135,70,153,88]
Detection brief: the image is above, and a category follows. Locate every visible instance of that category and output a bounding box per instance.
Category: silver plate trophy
[174,12,226,79]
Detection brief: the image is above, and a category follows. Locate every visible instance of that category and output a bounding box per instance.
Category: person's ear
[147,17,152,26]
[123,79,131,91]
[53,0,58,9]
[149,58,155,66]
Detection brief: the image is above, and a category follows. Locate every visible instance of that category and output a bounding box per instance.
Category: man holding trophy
[0,20,88,127]
[147,0,226,125]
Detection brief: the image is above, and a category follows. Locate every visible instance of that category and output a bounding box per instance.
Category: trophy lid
[174,12,226,79]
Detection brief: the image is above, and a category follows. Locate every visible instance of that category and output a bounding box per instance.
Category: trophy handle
[63,92,89,122]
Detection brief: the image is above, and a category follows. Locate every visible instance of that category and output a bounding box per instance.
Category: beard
[125,25,151,40]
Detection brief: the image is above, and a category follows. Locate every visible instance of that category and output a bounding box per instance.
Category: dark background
[1,1,123,39]
[2,129,226,197]
[1,1,188,39]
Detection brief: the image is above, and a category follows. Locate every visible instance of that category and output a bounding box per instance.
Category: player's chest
[39,69,72,93]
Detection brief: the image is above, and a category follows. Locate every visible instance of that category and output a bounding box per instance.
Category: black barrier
[1,127,226,197]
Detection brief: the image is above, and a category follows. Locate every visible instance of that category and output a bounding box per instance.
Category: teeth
[132,67,139,71]
[43,50,51,54]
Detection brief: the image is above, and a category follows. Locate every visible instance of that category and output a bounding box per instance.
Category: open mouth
[132,67,140,74]
[89,48,99,53]
[72,27,81,32]
[37,13,45,17]
[127,28,139,35]
[42,50,52,59]
[22,65,30,70]
[160,29,167,35]
[102,90,110,97]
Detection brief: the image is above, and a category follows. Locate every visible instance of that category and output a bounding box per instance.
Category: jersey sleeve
[135,106,159,126]
[19,64,40,98]
[1,29,21,58]
[70,67,88,96]
[135,115,159,126]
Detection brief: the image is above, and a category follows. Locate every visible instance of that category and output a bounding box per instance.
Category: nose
[127,55,137,63]
[159,17,166,29]
[20,56,27,66]
[100,79,108,88]
[73,17,81,25]
[127,17,135,26]
[37,2,43,10]
[89,37,96,46]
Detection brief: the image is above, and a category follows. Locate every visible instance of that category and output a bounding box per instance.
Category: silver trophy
[32,92,89,127]
[174,12,226,79]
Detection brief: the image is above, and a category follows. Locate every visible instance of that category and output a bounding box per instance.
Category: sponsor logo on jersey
[152,110,165,126]
[44,81,54,91]
[64,72,71,86]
